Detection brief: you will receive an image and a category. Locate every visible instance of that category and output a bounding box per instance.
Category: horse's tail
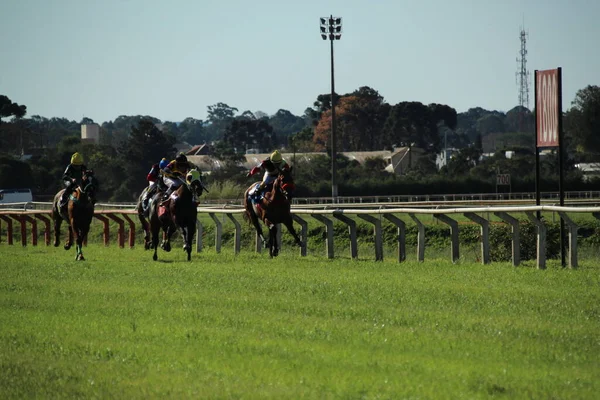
[242,189,254,225]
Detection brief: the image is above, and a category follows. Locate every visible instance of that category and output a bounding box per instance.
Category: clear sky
[1,0,598,124]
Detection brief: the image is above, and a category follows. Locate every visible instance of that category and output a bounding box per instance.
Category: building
[81,124,100,145]
[575,163,600,182]
[186,147,423,176]
[436,148,458,170]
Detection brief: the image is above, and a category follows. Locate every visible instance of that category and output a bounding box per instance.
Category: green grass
[0,245,599,399]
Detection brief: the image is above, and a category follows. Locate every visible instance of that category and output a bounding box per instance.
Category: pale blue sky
[1,0,598,123]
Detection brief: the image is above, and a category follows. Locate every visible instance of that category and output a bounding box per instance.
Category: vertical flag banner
[535,69,560,147]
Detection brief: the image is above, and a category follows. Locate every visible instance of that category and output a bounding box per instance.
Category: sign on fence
[536,69,560,147]
[496,174,511,186]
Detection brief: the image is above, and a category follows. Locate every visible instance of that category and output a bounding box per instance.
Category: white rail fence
[194,205,600,269]
[2,203,599,269]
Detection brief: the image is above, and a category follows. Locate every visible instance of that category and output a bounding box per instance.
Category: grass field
[1,244,599,399]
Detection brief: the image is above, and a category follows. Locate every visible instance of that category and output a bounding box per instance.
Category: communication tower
[516,25,530,131]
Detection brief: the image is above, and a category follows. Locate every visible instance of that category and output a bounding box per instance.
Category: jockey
[142,158,169,210]
[161,153,193,202]
[247,150,289,199]
[59,152,88,207]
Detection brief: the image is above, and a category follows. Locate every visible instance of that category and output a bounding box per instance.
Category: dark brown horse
[52,170,98,260]
[244,168,303,257]
[136,183,165,250]
[150,170,204,261]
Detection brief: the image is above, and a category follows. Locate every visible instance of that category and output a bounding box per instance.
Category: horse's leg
[282,215,304,247]
[64,222,73,251]
[162,225,173,252]
[183,223,194,261]
[249,210,267,247]
[75,230,84,261]
[268,223,279,258]
[76,216,92,261]
[139,213,151,250]
[53,211,61,247]
[151,219,160,261]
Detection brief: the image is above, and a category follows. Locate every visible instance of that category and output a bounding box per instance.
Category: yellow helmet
[186,169,201,184]
[71,152,84,165]
[270,150,282,164]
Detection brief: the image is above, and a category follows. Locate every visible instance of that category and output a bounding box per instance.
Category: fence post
[196,218,203,253]
[23,215,38,246]
[93,215,110,246]
[209,213,222,253]
[106,214,126,248]
[121,214,136,248]
[464,212,490,265]
[434,214,460,263]
[291,214,308,257]
[35,213,52,246]
[311,214,334,259]
[526,212,547,270]
[226,213,241,255]
[558,212,578,269]
[333,211,358,260]
[357,214,383,261]
[409,213,425,262]
[494,212,521,266]
[383,214,406,262]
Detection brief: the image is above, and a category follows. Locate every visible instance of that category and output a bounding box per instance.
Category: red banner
[536,69,560,147]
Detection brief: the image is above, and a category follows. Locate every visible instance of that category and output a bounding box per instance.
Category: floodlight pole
[330,34,338,202]
[321,15,342,203]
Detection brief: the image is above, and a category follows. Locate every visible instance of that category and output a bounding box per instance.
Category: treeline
[1,85,599,201]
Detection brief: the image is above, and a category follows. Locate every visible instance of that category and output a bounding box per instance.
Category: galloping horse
[136,184,164,250]
[149,170,204,261]
[243,168,303,257]
[52,170,98,260]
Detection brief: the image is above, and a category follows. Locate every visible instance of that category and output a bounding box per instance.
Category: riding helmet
[270,150,282,164]
[71,152,84,165]
[176,153,188,163]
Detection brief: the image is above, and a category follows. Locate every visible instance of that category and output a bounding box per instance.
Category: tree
[116,119,176,200]
[289,128,317,153]
[565,85,600,158]
[268,109,306,145]
[220,118,275,155]
[0,95,27,124]
[205,102,238,141]
[476,114,505,135]
[177,118,205,145]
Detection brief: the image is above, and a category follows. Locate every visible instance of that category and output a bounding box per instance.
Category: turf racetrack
[1,245,598,399]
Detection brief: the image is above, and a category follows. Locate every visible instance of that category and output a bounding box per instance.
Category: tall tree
[565,85,600,158]
[0,95,27,124]
[268,109,306,145]
[116,119,176,200]
[205,102,238,141]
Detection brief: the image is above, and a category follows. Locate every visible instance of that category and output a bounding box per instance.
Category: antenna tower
[515,25,530,131]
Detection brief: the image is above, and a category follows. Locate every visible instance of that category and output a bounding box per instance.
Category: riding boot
[59,189,70,207]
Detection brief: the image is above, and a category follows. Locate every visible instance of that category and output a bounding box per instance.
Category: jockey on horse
[160,153,193,205]
[59,152,95,208]
[141,157,169,212]
[247,150,292,203]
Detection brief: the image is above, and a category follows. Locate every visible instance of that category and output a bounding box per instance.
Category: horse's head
[275,167,295,201]
[185,169,204,199]
[81,170,98,204]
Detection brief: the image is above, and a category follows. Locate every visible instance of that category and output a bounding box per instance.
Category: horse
[52,170,98,260]
[149,170,204,261]
[136,182,165,250]
[243,168,303,257]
